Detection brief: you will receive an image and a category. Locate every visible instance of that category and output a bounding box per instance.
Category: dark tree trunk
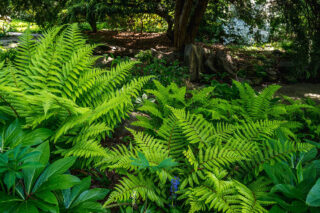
[88,16,97,33]
[173,0,209,50]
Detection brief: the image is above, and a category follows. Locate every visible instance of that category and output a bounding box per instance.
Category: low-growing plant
[0,48,17,62]
[132,58,189,88]
[0,141,108,212]
[0,24,152,161]
[100,108,312,212]
[135,50,153,64]
[95,81,314,212]
[0,119,53,151]
[264,148,320,212]
[58,176,109,213]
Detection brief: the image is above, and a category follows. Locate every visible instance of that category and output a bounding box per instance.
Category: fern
[104,173,165,208]
[102,107,313,211]
[0,24,151,161]
[102,81,314,212]
[233,80,283,120]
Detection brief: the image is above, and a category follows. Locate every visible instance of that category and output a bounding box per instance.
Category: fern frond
[14,28,36,76]
[56,139,108,159]
[182,171,238,213]
[170,108,215,147]
[237,139,314,181]
[234,179,269,213]
[104,174,165,207]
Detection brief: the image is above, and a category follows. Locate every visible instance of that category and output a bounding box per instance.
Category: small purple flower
[170,176,180,194]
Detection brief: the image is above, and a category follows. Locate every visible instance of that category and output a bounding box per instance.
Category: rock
[204,49,236,77]
[184,44,205,82]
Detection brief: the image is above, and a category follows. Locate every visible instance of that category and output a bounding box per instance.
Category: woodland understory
[0,1,320,213]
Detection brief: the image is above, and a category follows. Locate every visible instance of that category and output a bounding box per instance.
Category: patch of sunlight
[304,93,320,100]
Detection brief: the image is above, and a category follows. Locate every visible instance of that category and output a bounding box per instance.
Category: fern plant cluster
[1,24,319,212]
[99,80,316,212]
[0,24,152,162]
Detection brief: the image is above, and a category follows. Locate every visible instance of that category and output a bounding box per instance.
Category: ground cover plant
[100,80,318,212]
[1,0,320,212]
[0,119,109,212]
[1,31,320,210]
[0,24,152,163]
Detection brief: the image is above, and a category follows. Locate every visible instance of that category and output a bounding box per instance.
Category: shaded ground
[278,83,320,103]
[0,32,41,49]
[87,30,174,56]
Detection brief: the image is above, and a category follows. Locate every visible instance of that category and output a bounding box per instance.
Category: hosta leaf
[32,156,76,193]
[306,178,320,207]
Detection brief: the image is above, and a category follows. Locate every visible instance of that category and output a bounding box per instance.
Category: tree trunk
[173,0,209,50]
[173,0,193,49]
[185,0,209,44]
[88,17,97,33]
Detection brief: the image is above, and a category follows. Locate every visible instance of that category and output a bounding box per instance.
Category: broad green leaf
[0,191,22,203]
[75,201,105,212]
[4,171,16,190]
[18,161,43,170]
[299,148,317,165]
[297,161,303,183]
[35,190,58,205]
[24,142,50,194]
[64,176,91,208]
[264,162,296,185]
[71,188,109,208]
[16,202,39,213]
[37,174,80,192]
[32,157,76,193]
[2,119,24,148]
[306,178,320,207]
[271,184,305,200]
[268,205,286,213]
[130,152,149,170]
[287,201,308,213]
[29,199,59,213]
[155,158,178,170]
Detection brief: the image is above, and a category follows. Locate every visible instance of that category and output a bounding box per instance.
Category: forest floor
[1,30,319,102]
[86,30,174,56]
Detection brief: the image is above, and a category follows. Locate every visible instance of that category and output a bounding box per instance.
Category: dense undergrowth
[0,25,320,213]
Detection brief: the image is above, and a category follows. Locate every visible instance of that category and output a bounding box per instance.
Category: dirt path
[277,83,320,103]
[86,30,174,56]
[0,32,41,49]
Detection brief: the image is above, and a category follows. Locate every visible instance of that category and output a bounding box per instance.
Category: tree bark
[185,0,209,44]
[173,0,209,50]
[88,18,97,33]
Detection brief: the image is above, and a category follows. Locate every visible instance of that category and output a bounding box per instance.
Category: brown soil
[277,83,320,103]
[86,30,174,56]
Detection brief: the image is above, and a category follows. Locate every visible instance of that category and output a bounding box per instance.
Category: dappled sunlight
[304,93,320,100]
